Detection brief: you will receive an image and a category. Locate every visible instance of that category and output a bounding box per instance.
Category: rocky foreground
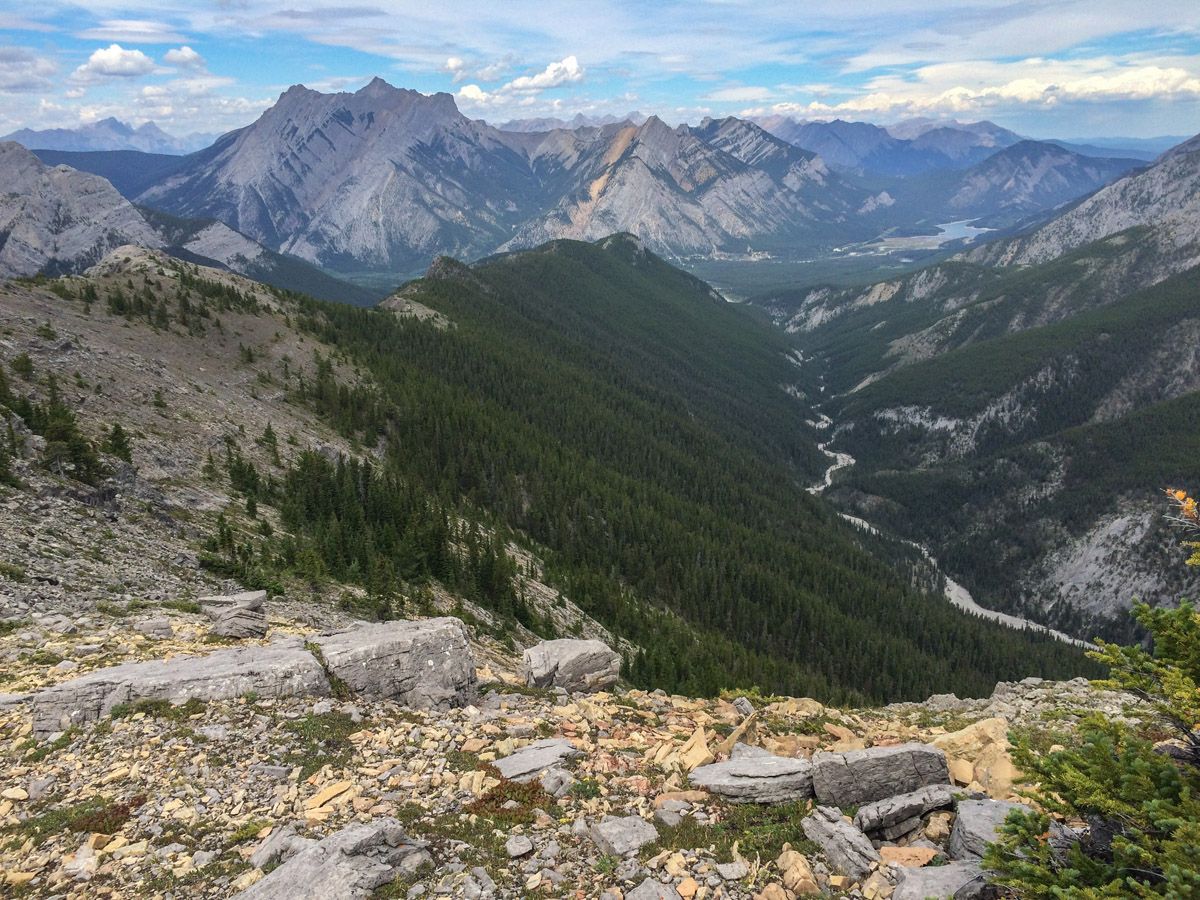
[0,595,1138,899]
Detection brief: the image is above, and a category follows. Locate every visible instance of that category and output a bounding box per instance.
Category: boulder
[799,806,880,881]
[210,604,268,639]
[627,879,682,900]
[949,799,1031,860]
[812,742,950,808]
[492,738,582,782]
[854,784,956,834]
[30,636,329,736]
[688,746,813,804]
[312,618,475,708]
[522,638,620,692]
[135,617,173,639]
[892,861,986,900]
[234,818,430,899]
[589,815,658,856]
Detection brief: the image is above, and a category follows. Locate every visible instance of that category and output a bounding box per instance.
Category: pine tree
[103,423,133,462]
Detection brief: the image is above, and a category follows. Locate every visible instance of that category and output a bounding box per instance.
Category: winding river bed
[809,417,1094,649]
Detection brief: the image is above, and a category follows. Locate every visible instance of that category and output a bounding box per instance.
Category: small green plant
[228,819,271,845]
[0,561,25,583]
[281,711,363,780]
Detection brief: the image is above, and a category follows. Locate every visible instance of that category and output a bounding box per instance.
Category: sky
[1,1,1199,140]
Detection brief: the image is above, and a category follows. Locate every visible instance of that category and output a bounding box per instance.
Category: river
[809,423,1094,649]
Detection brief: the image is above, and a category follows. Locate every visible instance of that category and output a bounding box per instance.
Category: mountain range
[2,116,216,155]
[0,79,1107,278]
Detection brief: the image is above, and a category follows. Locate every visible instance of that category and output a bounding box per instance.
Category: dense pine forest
[17,238,1103,701]
[194,235,1095,703]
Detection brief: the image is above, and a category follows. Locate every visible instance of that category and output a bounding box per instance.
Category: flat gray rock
[949,799,1031,860]
[198,589,267,609]
[813,742,949,808]
[522,638,620,693]
[313,618,475,708]
[892,861,986,900]
[626,877,682,900]
[29,636,329,736]
[800,805,880,881]
[854,783,956,834]
[689,750,813,804]
[589,815,658,856]
[235,818,430,899]
[492,738,582,782]
[135,616,174,639]
[505,835,533,858]
[210,604,268,639]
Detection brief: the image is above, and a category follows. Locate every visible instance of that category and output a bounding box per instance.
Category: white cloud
[456,55,585,110]
[73,44,158,81]
[505,55,583,92]
[164,46,205,69]
[76,19,188,44]
[0,46,57,94]
[747,59,1200,120]
[443,56,467,82]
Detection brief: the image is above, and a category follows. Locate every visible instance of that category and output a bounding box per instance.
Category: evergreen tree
[103,423,133,462]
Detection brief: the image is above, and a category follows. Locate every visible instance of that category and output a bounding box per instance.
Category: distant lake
[864,219,993,253]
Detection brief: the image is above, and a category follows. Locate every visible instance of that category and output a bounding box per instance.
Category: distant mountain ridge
[3,117,216,155]
[497,111,647,132]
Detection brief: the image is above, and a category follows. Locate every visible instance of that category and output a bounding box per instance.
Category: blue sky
[1,1,1199,139]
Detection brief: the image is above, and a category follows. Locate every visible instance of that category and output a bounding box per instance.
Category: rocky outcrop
[30,636,329,736]
[799,806,880,881]
[949,799,1031,860]
[206,591,268,639]
[522,638,621,693]
[589,815,658,856]
[492,738,582,782]
[853,783,956,835]
[812,742,950,807]
[235,819,431,899]
[312,618,476,708]
[688,746,813,804]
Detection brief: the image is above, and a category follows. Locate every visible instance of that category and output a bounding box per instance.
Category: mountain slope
[0,142,376,303]
[756,132,1200,639]
[967,134,1200,268]
[296,235,1093,699]
[0,234,1092,701]
[896,140,1140,223]
[500,117,871,255]
[758,116,1023,176]
[0,141,164,277]
[822,268,1200,637]
[32,148,192,199]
